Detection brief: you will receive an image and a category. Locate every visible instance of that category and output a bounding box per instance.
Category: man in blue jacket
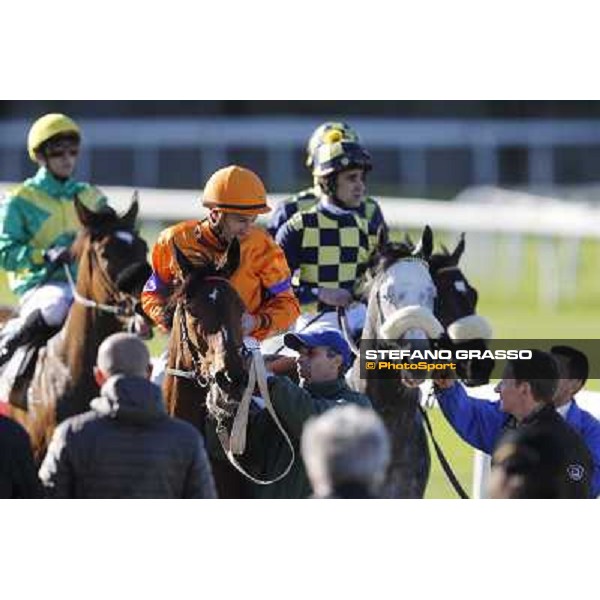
[433,347,597,497]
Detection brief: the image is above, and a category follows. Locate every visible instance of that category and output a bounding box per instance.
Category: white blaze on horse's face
[378,259,436,319]
[115,231,135,245]
[208,288,219,303]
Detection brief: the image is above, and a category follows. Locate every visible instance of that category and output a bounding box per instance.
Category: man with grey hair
[39,333,217,498]
[301,404,390,498]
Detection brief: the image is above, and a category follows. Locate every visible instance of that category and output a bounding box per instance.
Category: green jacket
[0,167,107,296]
[245,375,372,499]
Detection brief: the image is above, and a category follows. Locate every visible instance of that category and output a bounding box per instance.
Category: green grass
[391,231,600,498]
[3,226,600,498]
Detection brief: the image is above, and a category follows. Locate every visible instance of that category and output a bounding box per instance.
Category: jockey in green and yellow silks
[0,113,107,365]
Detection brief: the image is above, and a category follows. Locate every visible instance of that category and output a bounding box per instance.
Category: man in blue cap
[284,326,354,386]
[215,325,373,498]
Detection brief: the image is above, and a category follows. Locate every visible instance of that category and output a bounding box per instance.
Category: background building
[2,101,600,197]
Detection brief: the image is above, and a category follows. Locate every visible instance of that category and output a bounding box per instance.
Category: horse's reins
[418,388,469,499]
[216,347,295,486]
[270,309,329,355]
[62,248,136,317]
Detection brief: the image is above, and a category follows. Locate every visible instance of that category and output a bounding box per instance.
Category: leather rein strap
[419,388,469,499]
[216,348,296,486]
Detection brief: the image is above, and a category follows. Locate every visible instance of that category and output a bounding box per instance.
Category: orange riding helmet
[202,165,271,215]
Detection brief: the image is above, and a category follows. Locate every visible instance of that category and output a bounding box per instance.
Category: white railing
[3,182,599,236]
[3,182,596,308]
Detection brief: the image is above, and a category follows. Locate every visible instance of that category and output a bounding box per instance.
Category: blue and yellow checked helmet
[312,139,372,178]
[306,121,359,168]
[312,138,372,197]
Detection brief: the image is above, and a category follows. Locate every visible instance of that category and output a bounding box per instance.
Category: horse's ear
[217,238,241,278]
[74,194,97,228]
[120,190,139,230]
[451,233,466,264]
[413,225,433,260]
[172,242,195,279]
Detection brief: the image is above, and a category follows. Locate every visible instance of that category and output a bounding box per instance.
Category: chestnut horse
[6,195,151,461]
[163,240,251,498]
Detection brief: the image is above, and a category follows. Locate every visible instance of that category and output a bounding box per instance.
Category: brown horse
[163,240,251,498]
[7,195,151,461]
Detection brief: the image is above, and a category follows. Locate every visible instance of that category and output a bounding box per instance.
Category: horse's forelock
[429,252,456,273]
[173,270,244,323]
[369,241,416,277]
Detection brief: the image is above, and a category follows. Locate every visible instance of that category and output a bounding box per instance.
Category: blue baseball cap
[283,326,352,369]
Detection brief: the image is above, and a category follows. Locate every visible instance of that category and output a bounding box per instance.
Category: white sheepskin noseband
[447,314,493,340]
[380,305,444,340]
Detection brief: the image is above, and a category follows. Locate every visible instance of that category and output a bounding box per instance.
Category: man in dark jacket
[0,414,42,498]
[39,333,217,498]
[489,425,577,499]
[434,349,593,498]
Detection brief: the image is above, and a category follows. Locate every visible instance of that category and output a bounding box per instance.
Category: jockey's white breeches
[294,302,367,335]
[19,282,74,326]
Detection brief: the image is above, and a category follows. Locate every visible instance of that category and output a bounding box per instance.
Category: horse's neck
[163,328,208,433]
[363,285,381,339]
[55,253,122,394]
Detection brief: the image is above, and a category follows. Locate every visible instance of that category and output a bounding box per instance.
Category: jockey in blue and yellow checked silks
[267,121,388,253]
[275,134,386,335]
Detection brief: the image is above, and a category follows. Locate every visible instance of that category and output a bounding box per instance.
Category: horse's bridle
[63,244,139,318]
[167,276,249,389]
[169,302,212,388]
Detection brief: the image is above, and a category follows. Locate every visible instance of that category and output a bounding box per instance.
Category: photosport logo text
[360,348,534,377]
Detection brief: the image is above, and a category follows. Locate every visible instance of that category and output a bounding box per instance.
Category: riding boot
[0,309,59,367]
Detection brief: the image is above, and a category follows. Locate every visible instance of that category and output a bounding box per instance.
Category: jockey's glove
[43,245,72,266]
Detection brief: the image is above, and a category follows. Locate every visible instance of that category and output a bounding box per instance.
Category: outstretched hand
[431,367,457,390]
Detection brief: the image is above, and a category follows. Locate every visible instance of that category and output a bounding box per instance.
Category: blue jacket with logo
[436,383,600,497]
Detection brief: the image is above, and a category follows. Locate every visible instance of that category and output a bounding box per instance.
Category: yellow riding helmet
[202,165,271,215]
[27,113,81,162]
[305,121,359,168]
